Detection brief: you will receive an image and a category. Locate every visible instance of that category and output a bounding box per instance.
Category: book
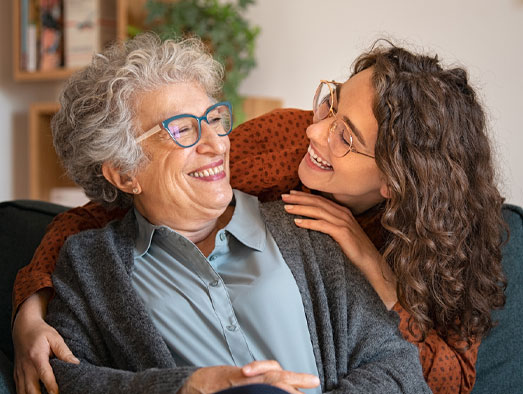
[64,0,116,68]
[39,0,63,71]
[26,0,40,71]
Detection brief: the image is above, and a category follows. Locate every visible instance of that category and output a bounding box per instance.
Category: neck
[327,191,385,215]
[134,200,235,247]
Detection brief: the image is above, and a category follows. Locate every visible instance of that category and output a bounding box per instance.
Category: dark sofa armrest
[472,204,523,393]
[0,200,69,363]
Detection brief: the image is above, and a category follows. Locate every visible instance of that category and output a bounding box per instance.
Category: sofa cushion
[472,204,523,393]
[0,200,68,361]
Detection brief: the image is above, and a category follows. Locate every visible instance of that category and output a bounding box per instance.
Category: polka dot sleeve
[392,302,479,393]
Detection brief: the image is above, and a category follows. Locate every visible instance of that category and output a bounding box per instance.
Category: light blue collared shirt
[132,190,319,390]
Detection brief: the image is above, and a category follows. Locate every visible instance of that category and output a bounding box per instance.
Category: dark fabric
[472,204,523,394]
[0,351,15,394]
[214,384,289,394]
[0,200,68,361]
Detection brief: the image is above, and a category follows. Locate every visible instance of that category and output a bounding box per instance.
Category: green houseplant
[134,0,260,124]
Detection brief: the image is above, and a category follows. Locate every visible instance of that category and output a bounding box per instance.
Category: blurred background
[1,0,522,207]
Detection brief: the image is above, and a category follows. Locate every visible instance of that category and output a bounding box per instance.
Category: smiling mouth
[307,145,333,170]
[188,163,225,178]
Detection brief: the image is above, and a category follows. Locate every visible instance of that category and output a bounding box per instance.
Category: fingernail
[281,193,289,198]
[294,218,302,224]
[243,365,251,373]
[290,190,298,194]
[70,356,80,364]
[284,204,294,210]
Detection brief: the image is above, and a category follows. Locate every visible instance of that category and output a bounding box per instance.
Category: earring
[132,187,139,194]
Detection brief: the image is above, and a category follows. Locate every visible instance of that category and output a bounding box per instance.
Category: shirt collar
[134,189,266,257]
[224,189,266,252]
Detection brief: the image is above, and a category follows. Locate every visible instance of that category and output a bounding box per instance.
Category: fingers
[22,364,42,394]
[284,204,347,228]
[242,361,320,391]
[242,360,282,376]
[34,351,58,394]
[50,335,80,364]
[282,191,354,222]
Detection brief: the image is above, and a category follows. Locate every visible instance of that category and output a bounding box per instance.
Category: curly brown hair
[352,43,507,346]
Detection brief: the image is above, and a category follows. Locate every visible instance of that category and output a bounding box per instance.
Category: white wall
[240,0,523,207]
[1,0,522,206]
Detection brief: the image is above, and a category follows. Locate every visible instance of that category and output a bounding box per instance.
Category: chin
[298,159,320,191]
[213,185,234,208]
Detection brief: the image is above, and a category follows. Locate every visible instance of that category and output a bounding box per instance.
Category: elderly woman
[12,33,429,394]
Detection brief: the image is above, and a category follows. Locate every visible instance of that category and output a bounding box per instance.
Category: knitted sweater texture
[46,201,430,394]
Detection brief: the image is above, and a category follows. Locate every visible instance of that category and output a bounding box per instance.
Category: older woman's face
[298,68,387,214]
[133,82,232,228]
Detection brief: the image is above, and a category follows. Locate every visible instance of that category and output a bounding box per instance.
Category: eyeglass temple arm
[136,124,162,142]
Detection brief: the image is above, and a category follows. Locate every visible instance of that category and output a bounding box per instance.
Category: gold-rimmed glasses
[313,80,375,159]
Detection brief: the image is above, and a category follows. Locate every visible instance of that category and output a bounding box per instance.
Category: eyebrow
[342,115,367,147]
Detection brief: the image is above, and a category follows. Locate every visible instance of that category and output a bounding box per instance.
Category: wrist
[15,289,51,326]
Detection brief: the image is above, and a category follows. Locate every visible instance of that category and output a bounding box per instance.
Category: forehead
[338,68,378,145]
[135,82,211,127]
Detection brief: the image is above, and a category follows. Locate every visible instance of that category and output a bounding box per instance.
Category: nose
[306,117,331,148]
[196,122,228,155]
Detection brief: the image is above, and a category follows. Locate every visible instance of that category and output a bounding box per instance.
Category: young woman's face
[298,67,388,214]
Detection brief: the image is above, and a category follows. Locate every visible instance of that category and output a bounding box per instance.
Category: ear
[101,162,141,195]
[379,181,391,199]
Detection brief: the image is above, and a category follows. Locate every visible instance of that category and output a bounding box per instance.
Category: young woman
[283,44,507,392]
[12,42,506,394]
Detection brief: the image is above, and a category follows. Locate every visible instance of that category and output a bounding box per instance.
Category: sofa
[1,200,522,394]
[1,107,522,393]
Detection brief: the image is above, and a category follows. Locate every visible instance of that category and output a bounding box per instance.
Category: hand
[282,190,398,309]
[180,360,320,394]
[13,290,79,394]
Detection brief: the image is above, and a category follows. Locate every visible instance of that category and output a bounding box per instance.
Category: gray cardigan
[46,200,430,394]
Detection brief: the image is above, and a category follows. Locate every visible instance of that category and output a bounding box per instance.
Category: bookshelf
[17,0,283,203]
[13,0,133,82]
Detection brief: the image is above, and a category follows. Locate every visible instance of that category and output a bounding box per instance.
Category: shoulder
[58,210,137,273]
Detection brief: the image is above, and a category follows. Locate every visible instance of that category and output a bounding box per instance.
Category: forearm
[50,358,197,394]
[359,255,397,310]
[13,289,52,328]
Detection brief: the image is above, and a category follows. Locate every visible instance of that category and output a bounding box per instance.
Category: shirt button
[226,325,237,332]
[219,232,226,241]
[209,255,217,261]
[210,280,219,287]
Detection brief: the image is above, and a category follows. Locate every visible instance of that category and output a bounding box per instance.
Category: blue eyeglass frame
[136,101,233,148]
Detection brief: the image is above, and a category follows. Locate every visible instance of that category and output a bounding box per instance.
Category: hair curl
[352,42,507,346]
[52,32,224,208]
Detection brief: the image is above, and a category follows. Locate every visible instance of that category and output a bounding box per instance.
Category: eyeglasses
[136,101,233,148]
[313,80,375,159]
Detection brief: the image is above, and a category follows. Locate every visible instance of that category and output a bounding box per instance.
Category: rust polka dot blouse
[12,108,478,393]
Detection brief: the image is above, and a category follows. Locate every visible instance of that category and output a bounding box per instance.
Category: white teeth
[189,164,225,178]
[307,146,333,169]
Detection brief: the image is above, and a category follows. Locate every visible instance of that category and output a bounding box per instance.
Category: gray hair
[52,32,224,208]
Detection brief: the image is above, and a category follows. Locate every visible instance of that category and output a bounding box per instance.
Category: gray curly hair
[52,32,224,208]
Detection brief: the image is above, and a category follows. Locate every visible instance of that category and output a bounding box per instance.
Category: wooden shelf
[13,0,129,82]
[28,103,76,201]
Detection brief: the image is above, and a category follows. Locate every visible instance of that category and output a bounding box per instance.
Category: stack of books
[19,0,116,72]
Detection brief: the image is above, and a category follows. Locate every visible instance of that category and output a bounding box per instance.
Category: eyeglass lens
[165,104,232,147]
[313,82,336,122]
[328,119,354,157]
